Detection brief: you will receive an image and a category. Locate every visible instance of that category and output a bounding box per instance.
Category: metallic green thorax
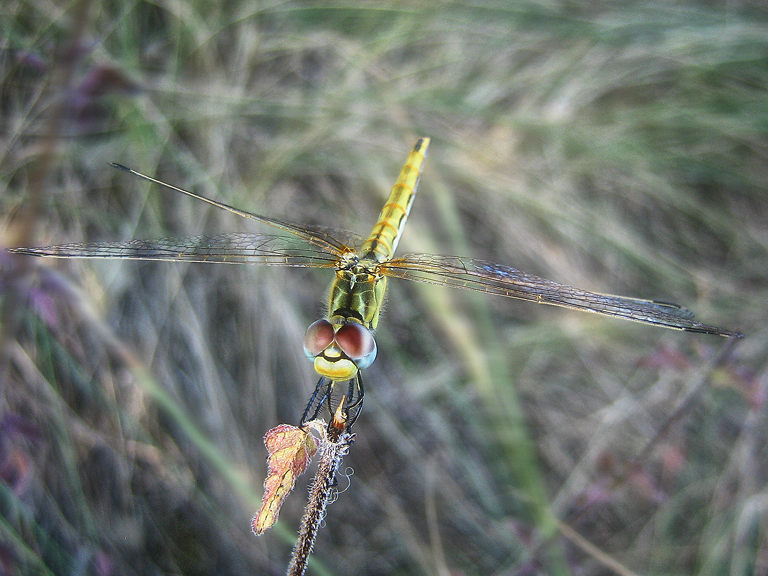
[327,257,389,330]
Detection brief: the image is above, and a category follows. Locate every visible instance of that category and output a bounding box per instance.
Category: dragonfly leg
[344,374,364,427]
[300,376,334,427]
[299,375,364,431]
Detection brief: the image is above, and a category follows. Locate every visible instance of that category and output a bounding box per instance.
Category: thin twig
[287,406,354,576]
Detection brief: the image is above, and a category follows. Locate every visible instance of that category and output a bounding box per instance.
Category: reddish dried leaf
[252,424,317,535]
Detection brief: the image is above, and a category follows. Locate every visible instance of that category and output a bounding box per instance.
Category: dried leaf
[252,424,318,535]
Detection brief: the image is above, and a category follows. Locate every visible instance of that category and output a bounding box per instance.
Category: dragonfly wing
[8,232,343,268]
[108,163,364,255]
[298,224,365,252]
[381,254,742,337]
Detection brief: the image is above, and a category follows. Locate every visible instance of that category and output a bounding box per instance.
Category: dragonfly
[8,138,742,428]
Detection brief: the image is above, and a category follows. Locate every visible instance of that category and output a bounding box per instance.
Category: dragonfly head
[303,319,377,380]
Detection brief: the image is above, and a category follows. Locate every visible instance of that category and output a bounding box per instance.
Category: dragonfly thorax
[330,260,387,330]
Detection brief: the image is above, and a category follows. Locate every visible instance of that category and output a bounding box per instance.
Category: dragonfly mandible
[8,138,742,428]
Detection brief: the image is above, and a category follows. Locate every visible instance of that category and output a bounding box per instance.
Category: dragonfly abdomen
[361,138,430,262]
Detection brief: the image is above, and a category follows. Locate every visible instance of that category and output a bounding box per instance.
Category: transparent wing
[8,232,347,268]
[380,254,742,337]
[9,162,369,266]
[105,163,366,255]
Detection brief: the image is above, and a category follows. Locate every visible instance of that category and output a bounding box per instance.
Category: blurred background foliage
[1,1,767,575]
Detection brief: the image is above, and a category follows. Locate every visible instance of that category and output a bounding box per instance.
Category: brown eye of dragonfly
[303,319,335,358]
[335,322,377,369]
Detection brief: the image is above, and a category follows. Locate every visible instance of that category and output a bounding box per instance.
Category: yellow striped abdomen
[360,137,430,262]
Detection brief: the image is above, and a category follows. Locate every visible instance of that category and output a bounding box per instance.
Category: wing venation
[8,232,342,268]
[381,254,742,337]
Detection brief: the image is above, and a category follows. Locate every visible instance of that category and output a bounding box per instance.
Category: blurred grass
[1,1,767,575]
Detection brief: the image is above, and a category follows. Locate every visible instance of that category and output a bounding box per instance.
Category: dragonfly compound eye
[303,319,335,359]
[334,322,377,369]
